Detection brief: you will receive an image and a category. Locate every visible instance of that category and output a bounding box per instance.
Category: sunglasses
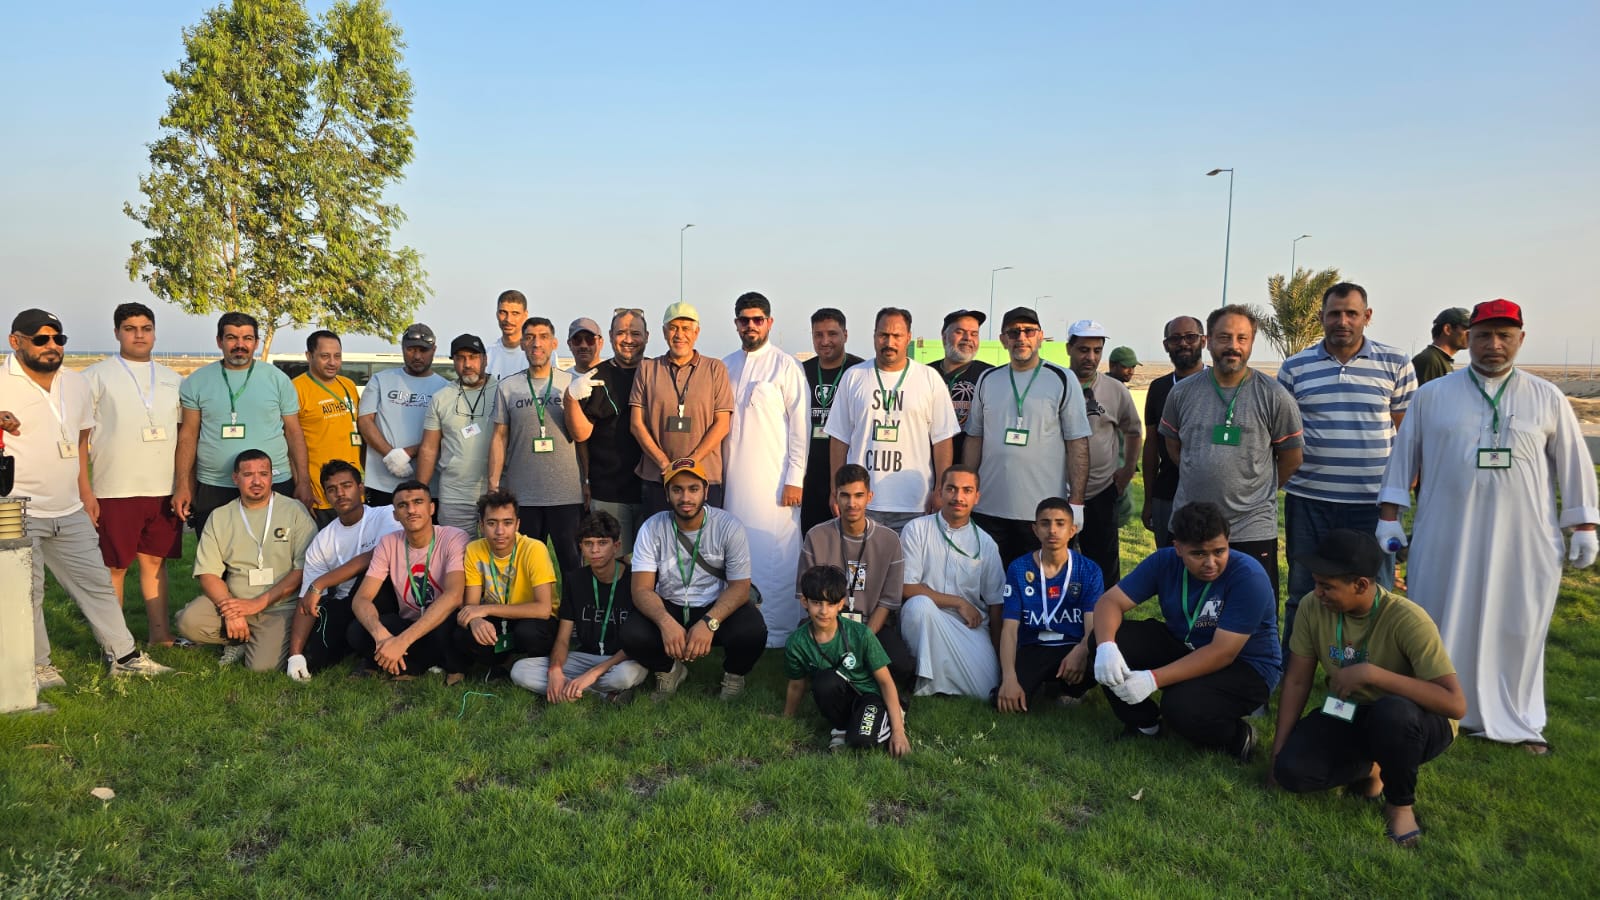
[1002,327,1042,339]
[24,333,68,347]
[735,315,769,326]
[569,333,601,343]
[613,307,646,317]
[1163,332,1204,345]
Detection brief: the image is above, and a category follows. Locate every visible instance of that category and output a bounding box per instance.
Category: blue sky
[2,1,1597,364]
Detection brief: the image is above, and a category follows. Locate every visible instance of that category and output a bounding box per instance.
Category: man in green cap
[1108,347,1140,384]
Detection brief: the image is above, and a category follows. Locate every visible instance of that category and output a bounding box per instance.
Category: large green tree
[124,0,427,357]
[1259,266,1343,359]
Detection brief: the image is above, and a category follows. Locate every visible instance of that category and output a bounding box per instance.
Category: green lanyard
[487,539,519,604]
[1180,569,1213,643]
[525,368,555,430]
[219,361,256,421]
[874,363,911,413]
[817,362,846,408]
[1335,589,1385,667]
[308,373,353,416]
[1008,362,1042,423]
[409,534,437,609]
[1467,368,1514,437]
[941,361,971,387]
[1208,369,1246,426]
[939,520,979,559]
[671,522,704,624]
[594,562,621,654]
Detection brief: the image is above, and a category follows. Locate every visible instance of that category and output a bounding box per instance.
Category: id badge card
[248,567,275,587]
[461,423,481,439]
[1211,424,1242,446]
[141,427,167,442]
[841,611,864,624]
[57,441,79,459]
[812,424,828,440]
[1477,448,1511,469]
[349,431,363,447]
[221,424,247,440]
[1037,630,1063,643]
[873,424,899,443]
[665,416,692,433]
[533,438,555,454]
[1004,428,1030,447]
[1322,696,1357,721]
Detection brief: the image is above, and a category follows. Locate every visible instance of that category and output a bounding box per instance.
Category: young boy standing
[996,497,1104,713]
[783,565,910,755]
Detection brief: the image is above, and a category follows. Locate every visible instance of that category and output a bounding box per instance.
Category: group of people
[2,285,1594,848]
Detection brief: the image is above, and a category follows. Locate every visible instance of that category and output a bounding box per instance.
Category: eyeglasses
[735,316,769,326]
[1002,327,1042,339]
[613,307,646,318]
[569,333,601,344]
[1163,332,1203,345]
[25,334,68,347]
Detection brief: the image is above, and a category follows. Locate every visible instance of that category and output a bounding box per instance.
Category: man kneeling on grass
[347,480,469,679]
[1270,529,1464,849]
[783,564,910,755]
[621,461,767,701]
[995,497,1103,714]
[1091,501,1281,761]
[511,511,648,702]
[451,489,560,683]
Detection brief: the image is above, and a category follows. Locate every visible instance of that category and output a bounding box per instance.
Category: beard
[19,350,62,373]
[944,344,975,365]
[1167,346,1203,370]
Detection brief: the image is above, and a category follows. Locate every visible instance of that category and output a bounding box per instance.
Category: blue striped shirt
[1278,338,1416,503]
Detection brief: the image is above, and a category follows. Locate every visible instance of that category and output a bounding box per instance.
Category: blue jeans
[1283,494,1395,651]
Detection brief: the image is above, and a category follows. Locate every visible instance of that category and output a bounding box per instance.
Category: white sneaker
[651,661,688,702]
[218,644,247,667]
[828,729,847,751]
[34,664,67,690]
[110,652,174,677]
[718,672,747,701]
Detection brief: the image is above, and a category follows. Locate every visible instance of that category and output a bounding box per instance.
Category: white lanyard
[1035,550,1072,628]
[116,355,157,424]
[25,376,71,441]
[238,494,276,570]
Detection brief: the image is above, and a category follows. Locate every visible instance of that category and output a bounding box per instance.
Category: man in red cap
[1378,299,1598,753]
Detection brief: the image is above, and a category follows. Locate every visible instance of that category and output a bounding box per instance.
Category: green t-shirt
[783,617,891,694]
[193,497,317,605]
[180,361,300,487]
[1288,588,1458,731]
[1410,344,1455,387]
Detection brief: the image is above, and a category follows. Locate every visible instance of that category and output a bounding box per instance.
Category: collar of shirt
[1316,338,1372,362]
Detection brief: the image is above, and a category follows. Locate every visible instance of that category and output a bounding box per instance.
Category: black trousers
[346,610,463,675]
[971,512,1039,571]
[811,670,891,749]
[1274,695,1454,807]
[450,615,559,664]
[1103,618,1269,751]
[192,479,297,538]
[640,481,724,519]
[1077,484,1123,587]
[620,600,766,675]
[1230,537,1281,608]
[302,582,396,673]
[516,504,583,575]
[1008,641,1098,699]
[365,488,394,510]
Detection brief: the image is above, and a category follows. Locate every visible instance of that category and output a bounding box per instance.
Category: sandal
[1386,825,1422,849]
[1520,740,1554,756]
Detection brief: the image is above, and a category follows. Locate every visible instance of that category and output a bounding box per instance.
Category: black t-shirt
[560,562,636,656]
[1143,370,1200,501]
[578,359,643,503]
[801,353,864,532]
[941,359,993,463]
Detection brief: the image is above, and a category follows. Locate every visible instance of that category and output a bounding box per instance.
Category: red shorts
[96,496,185,568]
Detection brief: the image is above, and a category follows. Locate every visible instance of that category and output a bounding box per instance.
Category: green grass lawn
[4,485,1599,897]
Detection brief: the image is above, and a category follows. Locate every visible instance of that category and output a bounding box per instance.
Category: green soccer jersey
[783,617,891,694]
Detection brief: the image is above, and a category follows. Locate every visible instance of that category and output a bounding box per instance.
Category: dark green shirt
[783,618,891,694]
[1410,344,1455,386]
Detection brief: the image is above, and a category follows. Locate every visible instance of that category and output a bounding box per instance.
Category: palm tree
[1260,267,1342,359]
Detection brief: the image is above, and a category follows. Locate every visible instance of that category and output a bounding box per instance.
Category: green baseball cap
[1109,346,1139,368]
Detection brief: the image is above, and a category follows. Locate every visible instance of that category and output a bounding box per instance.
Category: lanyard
[1180,569,1213,643]
[1009,362,1043,425]
[939,520,979,559]
[817,361,846,408]
[487,538,520,604]
[837,519,868,609]
[1335,589,1385,667]
[671,521,704,624]
[668,355,698,417]
[455,381,490,421]
[408,534,438,609]
[811,620,853,670]
[1467,368,1514,436]
[525,368,555,430]
[941,361,971,387]
[1208,369,1246,426]
[237,494,276,570]
[116,355,158,424]
[1035,550,1072,628]
[309,374,354,417]
[23,376,70,441]
[874,362,911,412]
[219,362,256,424]
[594,561,621,654]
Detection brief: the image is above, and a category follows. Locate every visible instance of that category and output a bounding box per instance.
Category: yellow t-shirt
[463,534,559,613]
[1288,588,1458,734]
[293,373,363,508]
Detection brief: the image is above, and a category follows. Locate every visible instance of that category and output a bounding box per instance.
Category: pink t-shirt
[365,525,470,620]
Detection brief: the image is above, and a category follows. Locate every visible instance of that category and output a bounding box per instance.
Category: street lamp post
[988,266,1013,339]
[1206,168,1234,305]
[679,223,695,302]
[1033,295,1054,339]
[1291,234,1311,279]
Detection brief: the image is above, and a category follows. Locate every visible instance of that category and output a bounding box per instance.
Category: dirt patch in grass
[868,799,913,826]
[226,831,279,870]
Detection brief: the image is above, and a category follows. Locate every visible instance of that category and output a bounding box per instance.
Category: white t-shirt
[359,367,448,493]
[302,505,405,597]
[632,508,752,608]
[0,356,96,518]
[486,339,528,381]
[84,355,183,499]
[822,359,959,513]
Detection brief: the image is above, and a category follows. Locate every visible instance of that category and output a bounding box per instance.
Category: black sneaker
[1230,721,1257,763]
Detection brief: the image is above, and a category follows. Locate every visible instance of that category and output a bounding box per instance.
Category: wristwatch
[703,615,721,633]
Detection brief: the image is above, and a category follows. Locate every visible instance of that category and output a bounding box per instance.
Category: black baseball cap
[402,323,436,349]
[1001,306,1040,329]
[11,309,63,336]
[450,333,486,356]
[942,309,986,329]
[1295,529,1386,581]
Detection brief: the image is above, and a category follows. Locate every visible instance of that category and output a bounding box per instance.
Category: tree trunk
[260,323,276,361]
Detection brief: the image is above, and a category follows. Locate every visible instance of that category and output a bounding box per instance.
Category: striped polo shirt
[1278,338,1416,503]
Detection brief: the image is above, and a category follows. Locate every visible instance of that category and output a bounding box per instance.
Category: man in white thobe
[1377,299,1598,751]
[722,293,811,647]
[898,466,1004,698]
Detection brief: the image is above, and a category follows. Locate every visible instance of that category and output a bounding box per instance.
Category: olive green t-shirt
[193,497,317,606]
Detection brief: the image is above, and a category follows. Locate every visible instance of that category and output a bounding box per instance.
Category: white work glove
[1070,504,1085,527]
[566,369,596,402]
[1094,641,1132,686]
[1111,669,1158,705]
[383,447,414,478]
[1569,530,1599,569]
[1375,518,1408,553]
[286,654,310,682]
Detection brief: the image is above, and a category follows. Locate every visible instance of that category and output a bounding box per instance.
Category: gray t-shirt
[360,367,448,493]
[797,517,905,616]
[633,507,753,608]
[193,496,317,605]
[494,367,582,507]
[1085,374,1142,498]
[966,360,1092,521]
[1158,369,1304,542]
[423,380,499,505]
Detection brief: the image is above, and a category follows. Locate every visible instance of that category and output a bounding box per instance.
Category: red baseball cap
[1469,299,1523,327]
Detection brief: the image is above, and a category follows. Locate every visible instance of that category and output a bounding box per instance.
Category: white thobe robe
[1378,368,1598,743]
[722,343,811,647]
[898,514,1005,697]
